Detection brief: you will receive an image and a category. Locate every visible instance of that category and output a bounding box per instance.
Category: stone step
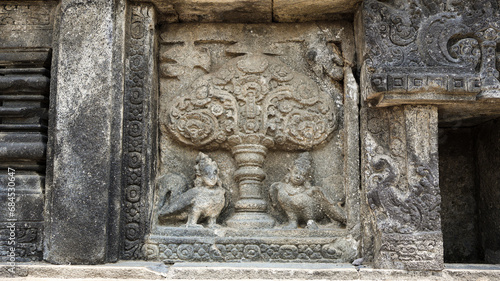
[2,262,500,280]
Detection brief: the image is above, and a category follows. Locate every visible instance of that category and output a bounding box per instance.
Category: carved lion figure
[270,152,346,229]
[158,152,226,228]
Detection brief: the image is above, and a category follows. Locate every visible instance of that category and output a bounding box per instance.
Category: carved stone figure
[166,53,338,228]
[158,152,226,228]
[270,152,346,229]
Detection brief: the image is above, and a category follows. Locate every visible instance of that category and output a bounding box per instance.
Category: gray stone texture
[121,3,157,260]
[4,262,500,280]
[0,0,498,272]
[361,105,443,270]
[356,0,500,105]
[44,0,126,264]
[0,1,57,262]
[147,22,360,263]
[138,0,361,23]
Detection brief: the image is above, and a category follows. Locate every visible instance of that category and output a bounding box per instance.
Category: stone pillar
[44,0,126,264]
[361,105,443,270]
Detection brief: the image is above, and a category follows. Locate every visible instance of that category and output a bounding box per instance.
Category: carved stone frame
[121,3,158,259]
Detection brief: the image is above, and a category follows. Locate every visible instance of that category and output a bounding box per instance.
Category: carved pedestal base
[225,212,275,229]
[226,143,275,228]
[147,227,357,262]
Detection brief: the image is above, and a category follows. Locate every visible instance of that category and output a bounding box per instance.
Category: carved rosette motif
[145,240,357,262]
[122,5,155,259]
[168,54,336,151]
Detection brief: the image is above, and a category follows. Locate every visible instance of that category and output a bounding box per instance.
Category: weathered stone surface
[142,0,272,23]
[270,152,347,229]
[147,22,360,262]
[0,2,54,261]
[144,0,363,23]
[157,153,226,228]
[361,105,443,270]
[0,1,56,48]
[356,0,500,104]
[44,0,126,264]
[2,0,498,272]
[273,0,362,22]
[4,262,500,280]
[121,3,157,260]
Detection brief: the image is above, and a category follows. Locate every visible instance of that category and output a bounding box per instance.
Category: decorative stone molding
[357,0,500,105]
[122,4,157,259]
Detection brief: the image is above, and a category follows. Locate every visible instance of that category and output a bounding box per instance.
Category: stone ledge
[135,0,362,23]
[2,262,500,280]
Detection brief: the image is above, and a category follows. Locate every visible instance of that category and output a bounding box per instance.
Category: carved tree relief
[166,53,337,228]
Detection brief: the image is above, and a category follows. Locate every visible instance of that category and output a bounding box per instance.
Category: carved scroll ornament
[166,54,337,228]
[363,0,500,100]
[168,54,336,150]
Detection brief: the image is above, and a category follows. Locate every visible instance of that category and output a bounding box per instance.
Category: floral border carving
[122,4,155,259]
[143,241,357,262]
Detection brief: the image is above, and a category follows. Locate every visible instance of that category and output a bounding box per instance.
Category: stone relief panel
[358,0,500,103]
[147,22,360,262]
[361,105,443,270]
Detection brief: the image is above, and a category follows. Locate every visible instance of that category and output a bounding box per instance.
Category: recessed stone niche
[145,22,360,263]
[439,111,500,264]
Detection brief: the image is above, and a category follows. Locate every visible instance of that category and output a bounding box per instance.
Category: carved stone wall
[145,22,361,263]
[357,0,500,270]
[0,0,497,270]
[357,0,500,105]
[0,1,56,262]
[361,105,443,270]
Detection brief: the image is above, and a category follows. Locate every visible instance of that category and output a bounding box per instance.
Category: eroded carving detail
[362,106,442,270]
[378,233,443,270]
[122,5,154,259]
[158,153,226,228]
[367,155,440,234]
[168,54,336,150]
[152,239,357,262]
[270,152,346,229]
[363,0,500,99]
[166,54,337,228]
[0,3,52,28]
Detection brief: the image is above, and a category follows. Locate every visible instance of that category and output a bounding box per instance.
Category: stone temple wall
[0,0,499,272]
